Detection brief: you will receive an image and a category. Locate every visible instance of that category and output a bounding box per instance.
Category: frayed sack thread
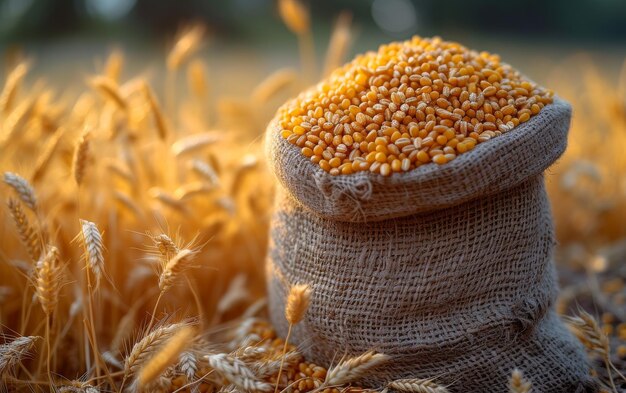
[266,98,597,392]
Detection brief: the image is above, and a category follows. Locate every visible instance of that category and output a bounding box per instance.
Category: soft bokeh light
[85,0,136,21]
[371,0,418,37]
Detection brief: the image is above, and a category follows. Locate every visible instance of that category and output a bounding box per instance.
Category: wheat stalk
[285,283,311,325]
[509,369,532,393]
[1,98,35,146]
[32,127,65,183]
[79,219,105,288]
[251,69,297,104]
[89,75,127,110]
[217,384,239,393]
[0,336,38,376]
[238,346,268,362]
[278,0,309,35]
[72,131,91,186]
[7,198,41,261]
[277,0,315,80]
[323,350,390,386]
[191,159,220,187]
[159,248,197,293]
[564,310,624,389]
[124,323,187,381]
[153,234,179,258]
[179,350,199,392]
[33,246,61,315]
[187,59,208,99]
[142,82,169,140]
[149,188,189,213]
[113,191,144,219]
[174,182,213,200]
[104,49,124,82]
[137,326,195,388]
[274,283,312,393]
[57,384,99,393]
[255,351,300,377]
[171,132,222,156]
[206,353,272,392]
[388,378,450,393]
[323,12,352,77]
[4,172,37,211]
[35,247,66,384]
[105,159,134,183]
[167,25,204,71]
[0,62,29,114]
[564,311,609,357]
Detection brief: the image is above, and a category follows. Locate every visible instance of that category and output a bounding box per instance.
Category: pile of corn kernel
[278,36,554,176]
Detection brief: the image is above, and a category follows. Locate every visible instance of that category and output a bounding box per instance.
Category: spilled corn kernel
[277,36,554,176]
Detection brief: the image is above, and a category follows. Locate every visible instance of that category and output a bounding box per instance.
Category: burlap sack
[265,98,596,392]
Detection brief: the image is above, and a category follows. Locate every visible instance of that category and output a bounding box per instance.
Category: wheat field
[0,3,625,393]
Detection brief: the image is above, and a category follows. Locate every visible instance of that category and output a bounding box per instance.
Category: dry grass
[0,7,625,393]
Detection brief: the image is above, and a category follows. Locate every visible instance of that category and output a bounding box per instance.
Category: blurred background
[1,0,626,90]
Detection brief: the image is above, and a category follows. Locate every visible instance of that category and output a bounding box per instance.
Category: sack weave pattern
[266,98,596,392]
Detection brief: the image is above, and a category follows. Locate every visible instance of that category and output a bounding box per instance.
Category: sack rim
[266,97,571,222]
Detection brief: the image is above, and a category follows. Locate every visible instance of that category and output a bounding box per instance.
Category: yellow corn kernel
[278,36,553,175]
[432,154,447,165]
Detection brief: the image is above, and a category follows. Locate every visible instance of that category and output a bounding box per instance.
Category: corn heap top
[277,36,554,176]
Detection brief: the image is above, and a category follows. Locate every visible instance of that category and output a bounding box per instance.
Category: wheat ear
[32,127,64,182]
[142,82,168,141]
[564,310,625,388]
[274,283,312,393]
[7,198,41,261]
[166,25,204,71]
[509,369,532,393]
[388,378,450,393]
[191,159,220,187]
[187,59,208,99]
[35,246,61,385]
[255,351,301,377]
[4,172,37,211]
[80,219,105,287]
[34,246,61,315]
[104,49,124,82]
[251,68,297,104]
[153,234,179,258]
[171,132,221,157]
[123,323,187,382]
[323,12,352,77]
[285,283,311,325]
[0,62,28,114]
[277,0,315,80]
[72,131,90,186]
[57,384,99,393]
[178,350,199,393]
[159,248,196,293]
[137,326,195,388]
[89,75,127,110]
[0,336,38,376]
[206,353,272,392]
[323,350,390,386]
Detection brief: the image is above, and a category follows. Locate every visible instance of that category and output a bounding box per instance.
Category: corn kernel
[278,36,553,176]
